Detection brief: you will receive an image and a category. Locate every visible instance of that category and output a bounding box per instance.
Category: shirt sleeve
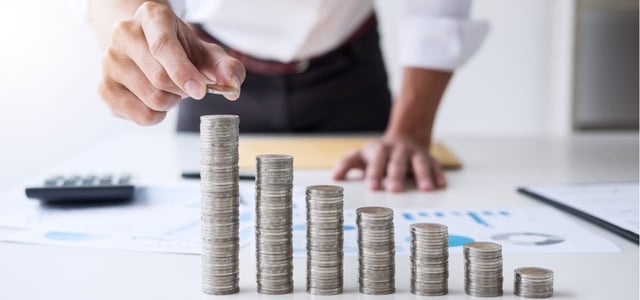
[398,0,489,71]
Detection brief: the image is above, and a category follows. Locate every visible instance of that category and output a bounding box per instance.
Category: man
[90,0,488,193]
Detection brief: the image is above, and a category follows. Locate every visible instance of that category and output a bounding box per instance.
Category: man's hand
[97,1,245,125]
[333,67,452,193]
[332,134,446,193]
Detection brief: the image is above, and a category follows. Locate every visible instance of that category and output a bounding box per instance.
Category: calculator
[25,174,135,204]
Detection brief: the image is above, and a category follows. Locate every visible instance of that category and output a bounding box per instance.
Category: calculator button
[62,176,82,187]
[82,175,97,186]
[99,175,113,186]
[117,174,132,185]
[44,176,63,187]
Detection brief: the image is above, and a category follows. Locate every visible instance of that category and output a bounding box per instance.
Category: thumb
[200,44,246,101]
[333,150,366,180]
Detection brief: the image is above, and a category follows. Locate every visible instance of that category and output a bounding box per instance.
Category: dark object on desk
[181,172,255,181]
[25,174,135,204]
[518,186,639,245]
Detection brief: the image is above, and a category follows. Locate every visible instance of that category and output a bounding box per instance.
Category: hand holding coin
[96,2,245,126]
[207,83,240,97]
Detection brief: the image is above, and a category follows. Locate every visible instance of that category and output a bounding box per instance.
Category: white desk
[0,133,637,299]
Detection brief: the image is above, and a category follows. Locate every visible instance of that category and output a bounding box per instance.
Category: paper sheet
[0,184,619,255]
[522,182,639,235]
[0,184,253,254]
[237,137,462,170]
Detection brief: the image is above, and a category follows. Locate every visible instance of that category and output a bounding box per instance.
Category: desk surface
[0,133,637,300]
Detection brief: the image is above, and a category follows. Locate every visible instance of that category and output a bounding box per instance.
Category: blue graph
[401,209,511,229]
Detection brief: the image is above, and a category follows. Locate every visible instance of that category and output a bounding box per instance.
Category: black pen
[181,172,256,181]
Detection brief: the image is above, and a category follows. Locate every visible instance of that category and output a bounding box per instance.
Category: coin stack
[464,241,503,297]
[306,185,344,295]
[514,267,554,298]
[356,206,395,295]
[410,223,449,296]
[200,115,240,295]
[255,154,294,294]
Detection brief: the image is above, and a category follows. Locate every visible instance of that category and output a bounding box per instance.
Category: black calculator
[25,174,135,204]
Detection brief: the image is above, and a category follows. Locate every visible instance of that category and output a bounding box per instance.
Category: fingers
[411,151,448,191]
[365,143,389,191]
[411,152,435,191]
[332,150,366,180]
[348,140,446,192]
[136,2,207,99]
[111,19,185,97]
[386,146,410,193]
[98,78,166,126]
[102,48,181,112]
[199,43,246,101]
[430,158,447,189]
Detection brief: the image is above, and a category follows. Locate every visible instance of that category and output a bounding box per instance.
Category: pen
[181,172,256,181]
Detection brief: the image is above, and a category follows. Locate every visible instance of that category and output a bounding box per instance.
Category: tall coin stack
[306,185,344,295]
[410,223,449,296]
[200,115,240,295]
[464,241,503,297]
[356,206,395,295]
[255,154,294,294]
[514,267,554,298]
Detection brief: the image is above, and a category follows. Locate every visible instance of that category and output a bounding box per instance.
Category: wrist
[385,94,432,143]
[383,127,431,145]
[384,67,451,145]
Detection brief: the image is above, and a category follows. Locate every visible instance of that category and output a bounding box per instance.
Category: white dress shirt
[169,0,489,71]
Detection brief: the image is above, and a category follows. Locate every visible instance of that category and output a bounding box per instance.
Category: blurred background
[0,0,637,190]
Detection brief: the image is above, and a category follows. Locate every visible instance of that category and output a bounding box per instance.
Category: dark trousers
[177,25,392,133]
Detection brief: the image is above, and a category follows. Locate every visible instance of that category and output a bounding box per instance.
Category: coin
[463,241,503,297]
[514,267,554,298]
[207,83,240,96]
[410,223,449,296]
[255,154,294,295]
[356,206,395,295]
[306,185,344,295]
[200,115,240,295]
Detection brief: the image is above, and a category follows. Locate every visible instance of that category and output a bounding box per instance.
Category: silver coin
[200,115,240,296]
[255,154,294,294]
[356,206,395,295]
[306,185,344,295]
[514,267,554,298]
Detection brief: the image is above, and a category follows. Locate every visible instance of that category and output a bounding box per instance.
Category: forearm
[89,0,170,48]
[385,67,452,143]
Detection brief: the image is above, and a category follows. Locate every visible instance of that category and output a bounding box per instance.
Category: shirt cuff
[398,17,490,71]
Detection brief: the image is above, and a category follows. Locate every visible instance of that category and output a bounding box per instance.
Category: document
[0,183,253,254]
[519,182,639,243]
[0,184,620,255]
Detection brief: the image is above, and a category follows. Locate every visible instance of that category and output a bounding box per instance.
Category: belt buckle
[295,60,310,73]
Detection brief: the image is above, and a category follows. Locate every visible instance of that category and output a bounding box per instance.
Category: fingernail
[231,74,241,89]
[419,180,431,191]
[184,80,205,100]
[368,180,378,190]
[391,182,402,193]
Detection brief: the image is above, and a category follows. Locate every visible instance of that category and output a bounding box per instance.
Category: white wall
[0,0,574,189]
[376,0,574,137]
[0,0,174,190]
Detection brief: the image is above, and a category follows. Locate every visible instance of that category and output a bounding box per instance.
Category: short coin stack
[410,223,449,296]
[200,115,240,295]
[464,241,503,297]
[356,206,395,295]
[255,154,294,294]
[514,267,554,298]
[306,185,344,295]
